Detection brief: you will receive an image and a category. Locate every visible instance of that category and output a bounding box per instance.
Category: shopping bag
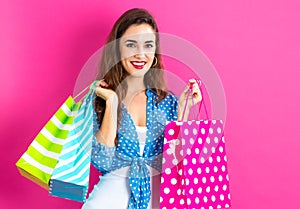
[160,80,231,209]
[49,83,96,202]
[16,96,81,190]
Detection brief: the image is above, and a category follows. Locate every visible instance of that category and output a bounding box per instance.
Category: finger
[193,85,201,94]
[191,86,200,95]
[95,82,109,93]
[192,83,199,90]
[99,79,109,88]
[97,79,106,86]
[185,79,195,89]
[183,83,190,94]
[94,86,102,96]
[189,79,198,88]
[192,89,202,101]
[96,80,101,87]
[188,78,196,84]
[192,90,199,97]
[189,78,199,86]
[95,87,109,100]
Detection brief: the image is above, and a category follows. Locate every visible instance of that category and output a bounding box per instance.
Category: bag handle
[196,79,209,120]
[180,79,209,121]
[73,81,98,102]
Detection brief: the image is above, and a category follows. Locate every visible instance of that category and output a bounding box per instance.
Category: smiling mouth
[130,61,146,69]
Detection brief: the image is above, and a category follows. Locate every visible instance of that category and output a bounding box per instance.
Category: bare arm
[94,99,118,147]
[94,80,118,147]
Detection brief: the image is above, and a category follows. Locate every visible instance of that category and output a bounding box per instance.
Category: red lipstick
[130,61,146,69]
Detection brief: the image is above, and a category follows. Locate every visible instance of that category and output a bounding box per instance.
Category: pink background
[1,0,300,209]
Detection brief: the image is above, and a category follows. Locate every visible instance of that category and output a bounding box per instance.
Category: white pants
[82,166,161,209]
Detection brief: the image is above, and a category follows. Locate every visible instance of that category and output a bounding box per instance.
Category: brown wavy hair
[94,8,168,145]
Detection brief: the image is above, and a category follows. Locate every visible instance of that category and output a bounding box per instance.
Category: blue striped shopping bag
[49,83,96,202]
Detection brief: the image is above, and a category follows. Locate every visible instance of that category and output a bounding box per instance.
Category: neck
[126,76,146,96]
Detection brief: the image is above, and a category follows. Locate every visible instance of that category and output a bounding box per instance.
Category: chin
[130,70,148,77]
[129,66,151,77]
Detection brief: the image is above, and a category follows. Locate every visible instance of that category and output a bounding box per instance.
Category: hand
[179,78,202,110]
[95,80,118,104]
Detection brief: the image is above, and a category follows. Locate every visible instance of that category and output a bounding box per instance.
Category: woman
[82,8,202,209]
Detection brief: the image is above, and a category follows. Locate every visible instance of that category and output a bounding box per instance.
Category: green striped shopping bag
[16,85,92,190]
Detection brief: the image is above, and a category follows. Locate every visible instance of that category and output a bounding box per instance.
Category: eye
[145,44,154,48]
[126,43,136,48]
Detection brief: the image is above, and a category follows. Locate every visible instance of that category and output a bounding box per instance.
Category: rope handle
[73,80,98,102]
[196,79,209,120]
[180,83,194,121]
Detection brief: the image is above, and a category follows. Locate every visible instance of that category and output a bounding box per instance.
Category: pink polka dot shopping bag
[160,80,231,209]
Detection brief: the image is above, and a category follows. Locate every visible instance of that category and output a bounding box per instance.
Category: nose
[134,45,146,58]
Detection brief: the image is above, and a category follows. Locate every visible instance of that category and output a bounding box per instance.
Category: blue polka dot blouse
[91,87,178,209]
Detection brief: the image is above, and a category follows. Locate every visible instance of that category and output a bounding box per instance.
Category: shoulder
[147,88,178,121]
[146,87,177,100]
[158,92,178,111]
[160,92,178,120]
[165,92,178,103]
[146,87,178,109]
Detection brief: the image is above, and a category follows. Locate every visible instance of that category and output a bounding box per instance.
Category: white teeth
[132,62,145,66]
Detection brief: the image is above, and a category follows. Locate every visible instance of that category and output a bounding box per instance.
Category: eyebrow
[124,39,154,44]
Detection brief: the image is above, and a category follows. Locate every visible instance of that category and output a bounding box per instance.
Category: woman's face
[119,23,156,77]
